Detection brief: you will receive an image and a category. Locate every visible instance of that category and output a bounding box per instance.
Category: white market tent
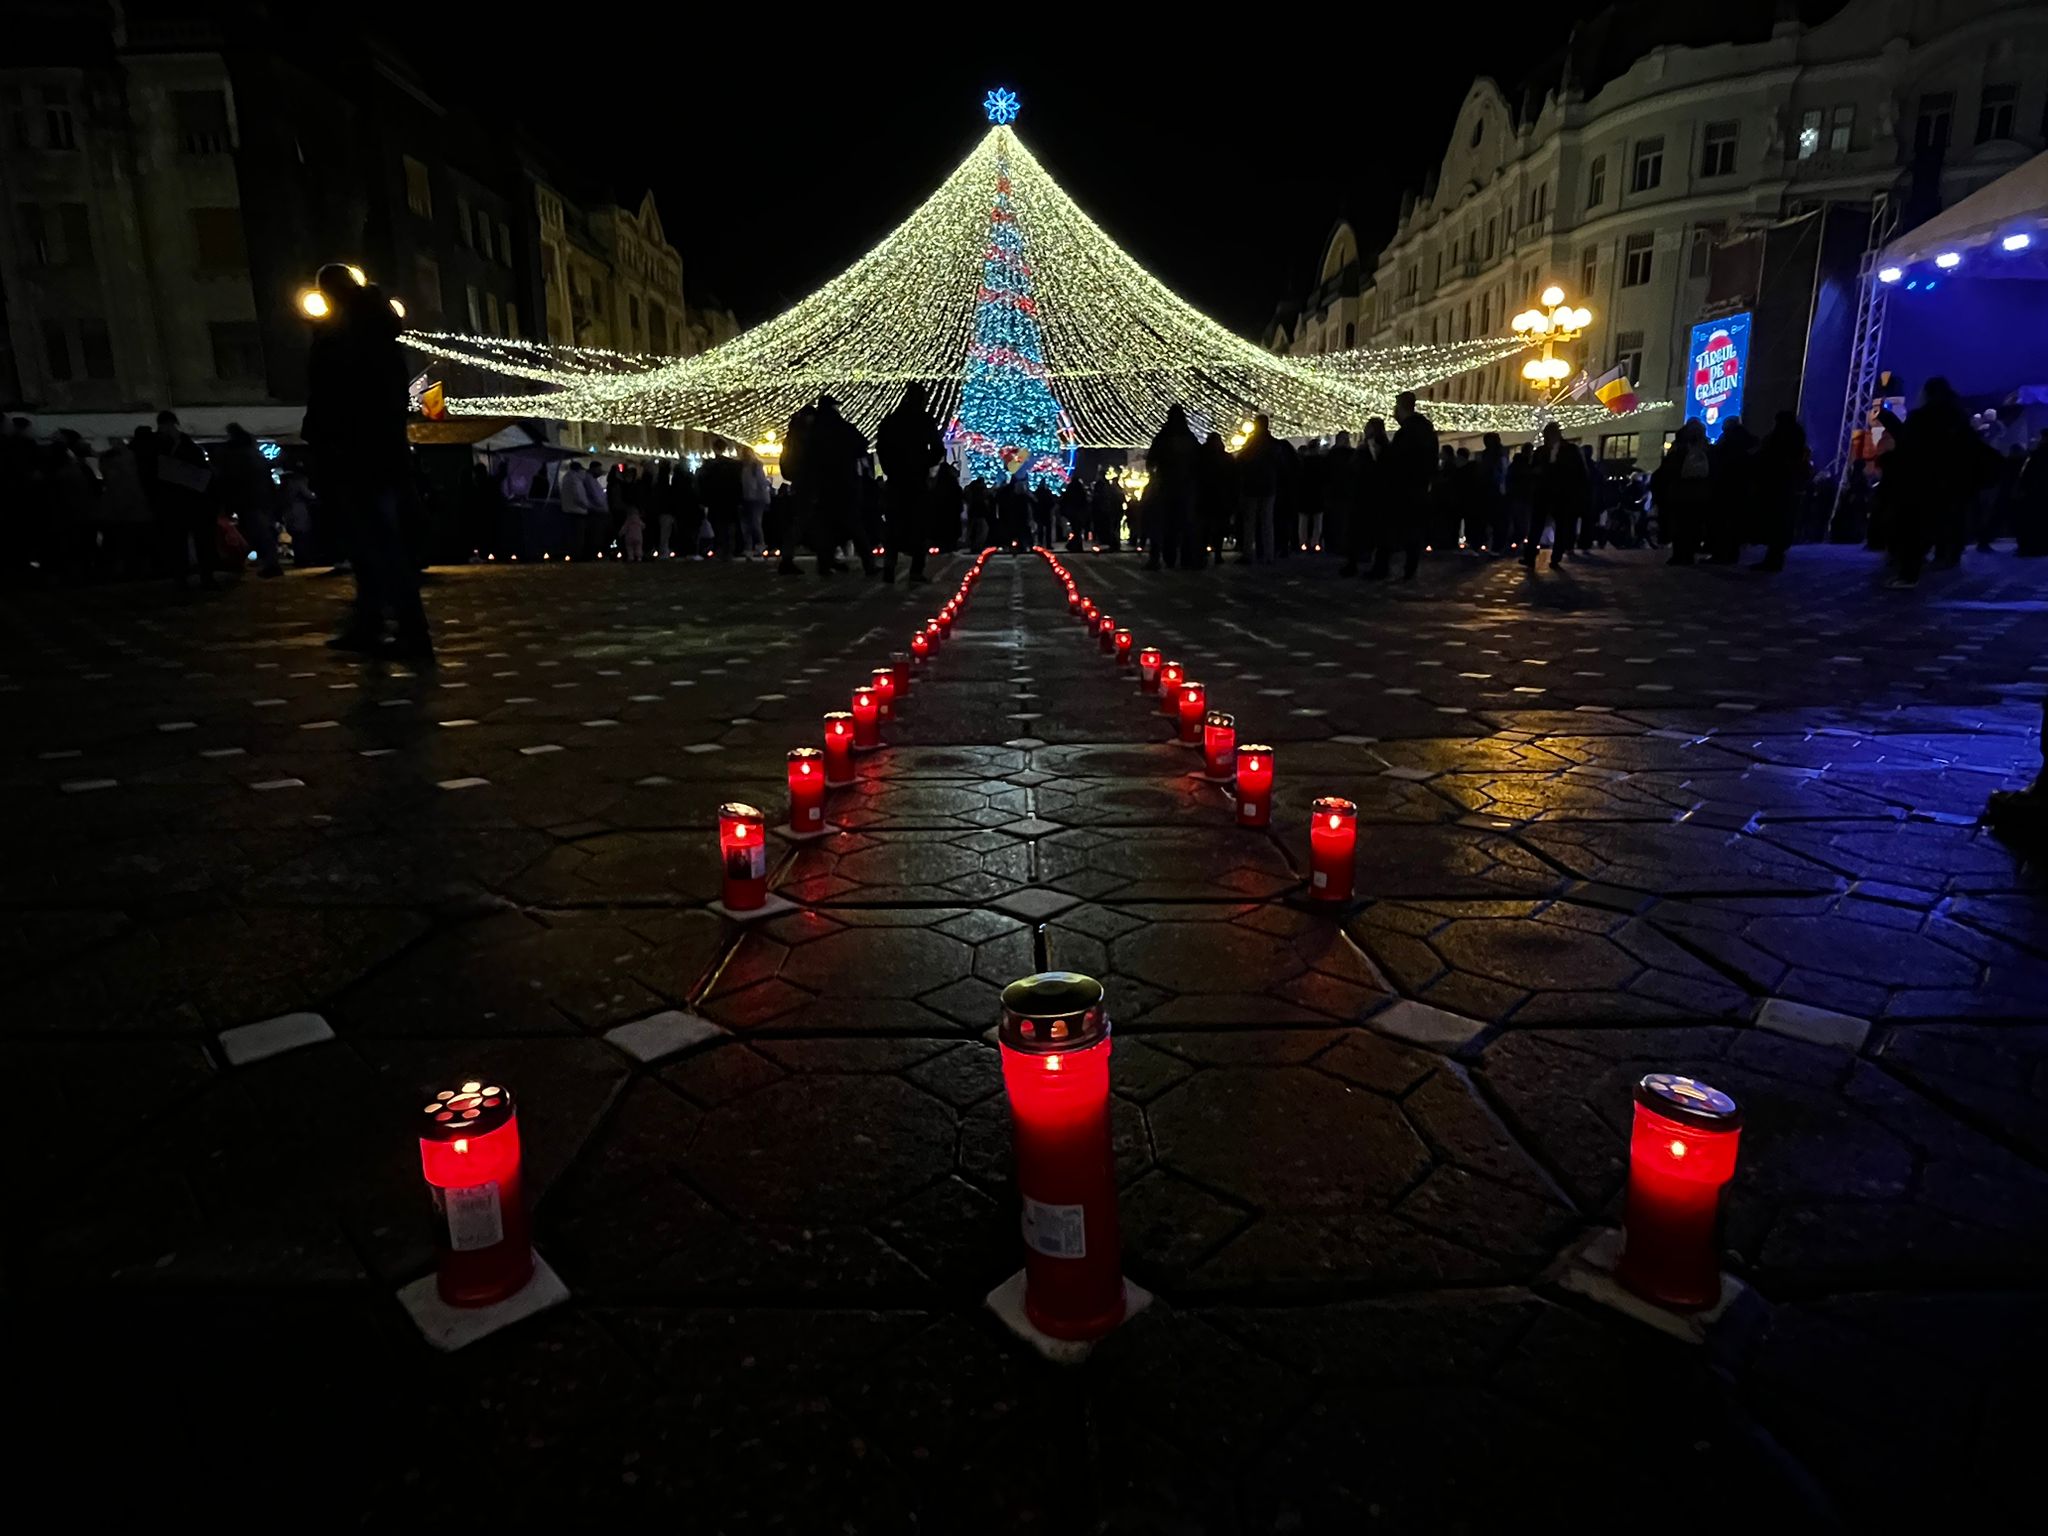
[1879,149,2048,277]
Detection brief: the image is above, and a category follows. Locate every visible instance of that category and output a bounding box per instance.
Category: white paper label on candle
[1242,801,1257,819]
[1021,1197,1086,1259]
[437,1181,504,1251]
[1312,871,1328,889]
[805,805,822,824]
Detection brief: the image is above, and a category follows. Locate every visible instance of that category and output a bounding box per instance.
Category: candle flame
[1328,814,1341,830]
[1045,1054,1063,1073]
[1668,1139,1687,1159]
[453,1138,469,1154]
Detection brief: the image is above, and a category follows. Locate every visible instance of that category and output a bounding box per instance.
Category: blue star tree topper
[983,88,1020,125]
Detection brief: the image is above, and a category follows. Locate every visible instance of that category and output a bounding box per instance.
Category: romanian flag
[1590,364,1638,416]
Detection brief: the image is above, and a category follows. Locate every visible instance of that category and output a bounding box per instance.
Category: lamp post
[1511,284,1593,397]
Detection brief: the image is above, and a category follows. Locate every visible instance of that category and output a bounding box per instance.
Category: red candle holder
[1158,660,1184,716]
[1617,1074,1743,1309]
[890,651,910,697]
[1067,588,1081,612]
[1080,599,1098,626]
[1137,647,1163,691]
[419,1081,532,1307]
[910,631,931,662]
[1235,743,1274,827]
[1202,710,1237,779]
[850,684,881,749]
[998,971,1125,1342]
[717,801,769,910]
[822,711,856,785]
[786,747,827,833]
[1114,629,1134,665]
[1308,796,1358,902]
[1175,680,1206,743]
[871,666,898,721]
[936,607,954,634]
[1096,615,1116,652]
[924,618,943,647]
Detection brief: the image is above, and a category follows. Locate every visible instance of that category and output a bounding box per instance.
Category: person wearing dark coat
[2016,429,2048,558]
[302,264,427,656]
[1752,412,1810,571]
[1525,422,1591,569]
[1090,473,1123,551]
[1319,430,1355,556]
[777,403,817,574]
[803,395,869,575]
[1374,393,1436,579]
[1236,414,1283,564]
[1060,477,1089,549]
[1343,418,1387,576]
[1652,420,1712,564]
[875,381,945,582]
[1886,377,2003,585]
[1144,404,1201,570]
[1706,417,1758,563]
[1195,432,1234,566]
[149,409,218,589]
[931,462,964,552]
[698,452,742,558]
[1476,432,1509,552]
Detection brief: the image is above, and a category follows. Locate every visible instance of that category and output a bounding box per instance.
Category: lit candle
[786,747,826,833]
[888,653,910,699]
[1158,660,1184,716]
[1202,709,1236,779]
[924,617,943,647]
[1096,614,1116,652]
[998,971,1126,1342]
[1617,1074,1743,1310]
[850,684,881,749]
[1067,587,1081,612]
[717,801,769,910]
[1080,598,1098,626]
[822,711,856,785]
[910,630,931,662]
[1114,629,1134,665]
[1175,679,1206,743]
[1235,743,1274,827]
[1137,647,1163,692]
[1308,796,1358,901]
[419,1080,532,1306]
[936,606,954,634]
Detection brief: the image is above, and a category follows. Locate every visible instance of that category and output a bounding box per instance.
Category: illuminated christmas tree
[955,136,1074,488]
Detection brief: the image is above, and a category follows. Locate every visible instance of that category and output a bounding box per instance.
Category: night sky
[405,4,1818,336]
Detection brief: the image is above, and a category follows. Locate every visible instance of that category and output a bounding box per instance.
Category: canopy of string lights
[418,119,1662,446]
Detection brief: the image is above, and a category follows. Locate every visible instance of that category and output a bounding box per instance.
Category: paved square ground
[6,546,2046,1526]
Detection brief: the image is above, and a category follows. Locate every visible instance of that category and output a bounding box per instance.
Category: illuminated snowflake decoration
[982,88,1020,125]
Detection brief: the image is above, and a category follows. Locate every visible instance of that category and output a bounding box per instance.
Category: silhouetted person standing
[1706,416,1757,563]
[806,395,869,575]
[1237,414,1282,564]
[1753,412,1809,571]
[1526,422,1590,569]
[1653,421,1712,565]
[1376,392,1435,580]
[778,403,816,574]
[151,410,216,590]
[302,264,428,658]
[876,382,944,582]
[1343,417,1386,576]
[1145,404,1200,569]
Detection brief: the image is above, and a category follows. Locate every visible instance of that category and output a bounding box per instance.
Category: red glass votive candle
[1067,587,1081,612]
[998,971,1125,1342]
[910,630,931,662]
[718,801,769,910]
[1235,743,1274,827]
[1096,615,1116,652]
[1308,796,1358,901]
[1202,710,1236,778]
[850,683,881,749]
[1175,679,1206,743]
[1114,629,1134,665]
[822,711,856,785]
[872,666,897,721]
[787,747,826,833]
[1617,1074,1743,1309]
[1158,660,1184,715]
[1137,647,1163,691]
[924,618,943,647]
[890,651,910,697]
[419,1081,532,1306]
[936,607,954,634]
[1080,599,1098,626]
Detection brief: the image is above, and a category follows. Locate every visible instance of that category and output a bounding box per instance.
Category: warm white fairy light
[438,125,1661,444]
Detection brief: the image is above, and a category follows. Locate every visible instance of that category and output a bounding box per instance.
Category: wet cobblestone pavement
[6,546,2046,1527]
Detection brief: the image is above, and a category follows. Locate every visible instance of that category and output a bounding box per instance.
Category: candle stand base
[398,1253,569,1353]
[984,1269,1153,1366]
[1553,1227,1748,1347]
[708,891,798,923]
[774,822,839,844]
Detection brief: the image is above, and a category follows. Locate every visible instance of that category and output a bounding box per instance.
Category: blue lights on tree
[982,87,1020,125]
[953,156,1073,488]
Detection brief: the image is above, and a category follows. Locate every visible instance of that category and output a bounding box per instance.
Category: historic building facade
[1279,0,2048,455]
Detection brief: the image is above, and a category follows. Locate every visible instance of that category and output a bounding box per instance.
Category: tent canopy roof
[1881,151,2048,276]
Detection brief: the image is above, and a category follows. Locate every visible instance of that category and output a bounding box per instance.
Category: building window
[17,202,94,268]
[1343,320,1355,348]
[1915,91,1953,153]
[497,222,512,264]
[1631,136,1663,193]
[1580,245,1598,293]
[1484,217,1496,258]
[172,89,232,154]
[1587,155,1606,208]
[42,87,77,150]
[1689,223,1722,279]
[1977,83,2017,143]
[1403,265,1417,297]
[466,284,481,330]
[1829,104,1855,153]
[1470,117,1484,148]
[1434,249,1443,286]
[78,319,113,380]
[473,207,492,253]
[1462,301,1472,338]
[414,255,441,317]
[1701,122,1738,177]
[1532,180,1549,222]
[208,320,263,380]
[1614,329,1644,381]
[16,203,50,266]
[1478,293,1490,331]
[403,154,433,219]
[506,301,519,338]
[1622,234,1653,287]
[1798,109,1822,160]
[1599,432,1640,463]
[455,197,473,247]
[43,319,73,382]
[486,293,500,334]
[190,207,244,272]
